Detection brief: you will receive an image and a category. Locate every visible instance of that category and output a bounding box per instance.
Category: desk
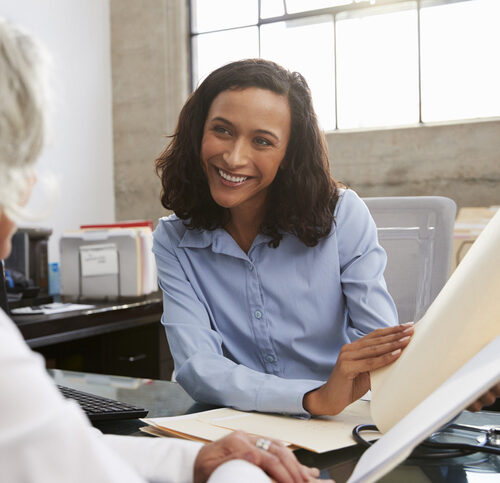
[51,369,500,482]
[14,295,173,380]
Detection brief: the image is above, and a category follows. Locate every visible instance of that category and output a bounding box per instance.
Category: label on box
[80,243,118,277]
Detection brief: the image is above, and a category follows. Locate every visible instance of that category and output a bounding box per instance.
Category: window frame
[189,0,487,131]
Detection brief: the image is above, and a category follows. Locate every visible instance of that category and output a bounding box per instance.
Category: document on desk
[142,409,233,442]
[200,401,372,453]
[143,400,371,452]
[11,302,95,315]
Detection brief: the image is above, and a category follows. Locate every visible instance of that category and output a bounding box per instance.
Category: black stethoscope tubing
[352,424,500,459]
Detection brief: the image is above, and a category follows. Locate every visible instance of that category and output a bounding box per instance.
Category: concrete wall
[110,0,189,223]
[110,2,500,219]
[327,119,500,208]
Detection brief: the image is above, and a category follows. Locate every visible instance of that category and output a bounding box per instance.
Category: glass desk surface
[50,369,500,483]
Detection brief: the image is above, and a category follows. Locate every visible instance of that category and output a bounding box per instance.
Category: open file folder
[60,227,157,298]
[346,207,500,481]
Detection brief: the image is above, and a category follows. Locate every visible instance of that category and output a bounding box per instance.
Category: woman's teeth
[218,169,248,183]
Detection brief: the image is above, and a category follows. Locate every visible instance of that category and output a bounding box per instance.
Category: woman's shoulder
[153,214,187,247]
[153,215,213,251]
[332,188,377,244]
[333,188,369,223]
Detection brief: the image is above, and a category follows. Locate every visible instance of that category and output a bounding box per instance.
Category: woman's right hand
[303,323,414,416]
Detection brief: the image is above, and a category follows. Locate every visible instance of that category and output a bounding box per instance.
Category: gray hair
[0,18,48,220]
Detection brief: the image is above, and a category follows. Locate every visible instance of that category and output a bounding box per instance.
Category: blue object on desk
[49,262,60,295]
[4,268,14,288]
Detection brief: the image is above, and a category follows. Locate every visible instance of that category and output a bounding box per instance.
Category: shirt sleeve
[335,189,399,340]
[103,434,202,483]
[153,225,323,417]
[0,309,203,483]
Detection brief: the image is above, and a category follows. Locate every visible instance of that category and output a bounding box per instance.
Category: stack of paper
[143,400,372,453]
[60,221,158,298]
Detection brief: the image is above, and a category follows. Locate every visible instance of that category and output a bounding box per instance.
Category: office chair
[363,196,457,324]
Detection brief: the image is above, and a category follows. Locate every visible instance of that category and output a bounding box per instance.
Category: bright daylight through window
[190,0,500,131]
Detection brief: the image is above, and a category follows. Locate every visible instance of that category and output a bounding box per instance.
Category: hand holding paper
[303,323,414,416]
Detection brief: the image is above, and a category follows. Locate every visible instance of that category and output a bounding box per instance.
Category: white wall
[0,0,115,263]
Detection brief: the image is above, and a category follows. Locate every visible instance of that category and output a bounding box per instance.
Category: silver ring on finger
[256,437,272,452]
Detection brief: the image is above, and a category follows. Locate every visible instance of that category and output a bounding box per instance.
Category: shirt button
[254,310,262,319]
[265,355,276,363]
[248,264,254,271]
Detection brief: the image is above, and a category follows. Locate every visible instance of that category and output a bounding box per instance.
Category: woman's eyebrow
[210,116,233,126]
[255,129,279,142]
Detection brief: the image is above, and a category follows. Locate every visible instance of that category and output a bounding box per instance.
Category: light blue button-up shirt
[153,189,398,416]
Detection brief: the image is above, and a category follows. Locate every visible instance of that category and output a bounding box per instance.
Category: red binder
[80,220,154,231]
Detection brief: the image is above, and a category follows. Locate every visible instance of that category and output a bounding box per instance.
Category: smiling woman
[157,59,337,249]
[153,59,416,418]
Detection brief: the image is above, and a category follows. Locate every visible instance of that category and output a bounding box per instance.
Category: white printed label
[80,243,119,277]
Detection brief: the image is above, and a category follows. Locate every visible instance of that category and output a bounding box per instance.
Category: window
[420,0,500,122]
[336,4,419,128]
[190,0,500,131]
[260,16,336,130]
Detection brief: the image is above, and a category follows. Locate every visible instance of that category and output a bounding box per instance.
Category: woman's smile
[217,167,250,186]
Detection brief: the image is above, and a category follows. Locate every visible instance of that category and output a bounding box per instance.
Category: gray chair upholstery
[363,196,457,324]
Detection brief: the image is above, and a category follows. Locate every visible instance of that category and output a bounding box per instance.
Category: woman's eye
[255,137,272,147]
[214,126,230,135]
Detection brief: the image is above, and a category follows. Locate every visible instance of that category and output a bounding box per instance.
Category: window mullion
[417,0,423,125]
[333,13,338,131]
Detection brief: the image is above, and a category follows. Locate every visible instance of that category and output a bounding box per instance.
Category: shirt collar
[179,226,272,258]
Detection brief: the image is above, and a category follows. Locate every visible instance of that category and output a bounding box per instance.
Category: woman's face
[200,87,291,217]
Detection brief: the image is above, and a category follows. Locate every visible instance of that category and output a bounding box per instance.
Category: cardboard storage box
[451,206,499,273]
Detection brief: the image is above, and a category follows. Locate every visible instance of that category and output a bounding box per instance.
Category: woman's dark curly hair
[156,58,339,247]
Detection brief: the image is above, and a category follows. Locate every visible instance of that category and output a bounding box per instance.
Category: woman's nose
[224,139,248,169]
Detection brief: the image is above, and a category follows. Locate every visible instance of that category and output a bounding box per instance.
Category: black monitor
[1,260,10,314]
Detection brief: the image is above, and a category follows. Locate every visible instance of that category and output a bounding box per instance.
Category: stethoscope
[353,423,500,459]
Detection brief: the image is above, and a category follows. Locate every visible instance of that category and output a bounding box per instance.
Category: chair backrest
[363,196,457,324]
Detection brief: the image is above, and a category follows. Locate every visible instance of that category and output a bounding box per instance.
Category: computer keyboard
[57,384,148,422]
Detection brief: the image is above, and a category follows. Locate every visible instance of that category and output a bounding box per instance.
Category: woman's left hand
[466,382,500,412]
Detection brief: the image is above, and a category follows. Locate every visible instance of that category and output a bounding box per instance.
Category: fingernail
[399,336,410,342]
[403,326,414,334]
[391,349,401,355]
[402,322,414,327]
